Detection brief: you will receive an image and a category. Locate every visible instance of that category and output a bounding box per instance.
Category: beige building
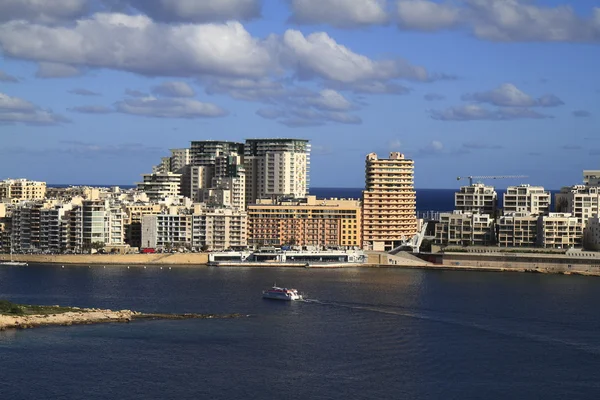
[122,203,163,249]
[141,214,192,250]
[192,207,247,250]
[362,152,417,251]
[244,139,310,205]
[584,170,600,187]
[435,211,495,247]
[503,185,551,215]
[497,213,539,247]
[555,185,600,228]
[0,179,46,202]
[537,213,582,249]
[455,184,497,215]
[248,196,361,248]
[583,216,600,251]
[137,172,181,202]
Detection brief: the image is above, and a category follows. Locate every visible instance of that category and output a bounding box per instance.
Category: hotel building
[362,152,417,251]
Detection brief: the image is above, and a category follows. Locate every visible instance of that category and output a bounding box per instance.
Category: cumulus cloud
[0,15,278,79]
[204,78,295,103]
[282,30,431,83]
[328,81,412,95]
[36,62,82,79]
[396,0,600,42]
[305,89,354,111]
[256,108,286,120]
[0,92,69,125]
[289,0,388,28]
[69,105,113,114]
[573,110,591,117]
[418,140,445,156]
[125,0,261,23]
[115,96,227,119]
[0,70,18,82]
[424,93,445,101]
[125,89,147,97]
[152,81,196,98]
[462,83,564,108]
[69,88,100,96]
[397,0,460,31]
[0,0,87,23]
[256,106,361,127]
[430,104,552,121]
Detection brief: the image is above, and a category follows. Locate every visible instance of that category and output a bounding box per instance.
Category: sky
[0,0,598,189]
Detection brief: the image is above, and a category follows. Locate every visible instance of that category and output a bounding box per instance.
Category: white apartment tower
[362,152,417,251]
[455,184,498,215]
[244,139,310,205]
[503,185,551,215]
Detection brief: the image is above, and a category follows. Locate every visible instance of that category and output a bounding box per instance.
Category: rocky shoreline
[0,307,247,331]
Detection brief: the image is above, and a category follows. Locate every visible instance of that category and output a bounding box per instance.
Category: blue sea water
[2,265,600,399]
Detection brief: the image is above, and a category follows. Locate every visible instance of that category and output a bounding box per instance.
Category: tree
[91,242,105,251]
[200,244,210,252]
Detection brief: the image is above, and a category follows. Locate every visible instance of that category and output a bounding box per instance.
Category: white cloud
[152,81,196,98]
[256,108,286,120]
[205,78,290,103]
[0,92,69,125]
[126,0,261,23]
[0,14,278,79]
[396,0,600,42]
[256,105,362,127]
[283,29,430,83]
[0,70,18,82]
[36,62,82,78]
[430,104,552,121]
[115,96,227,119]
[397,0,460,31]
[306,89,353,111]
[289,0,388,28]
[0,0,86,23]
[462,83,564,108]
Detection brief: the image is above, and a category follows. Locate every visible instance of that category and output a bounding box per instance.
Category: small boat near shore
[262,286,303,301]
[0,261,28,266]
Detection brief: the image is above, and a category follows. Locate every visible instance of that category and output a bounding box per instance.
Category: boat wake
[301,298,600,356]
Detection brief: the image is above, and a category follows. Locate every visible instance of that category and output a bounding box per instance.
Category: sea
[2,265,600,399]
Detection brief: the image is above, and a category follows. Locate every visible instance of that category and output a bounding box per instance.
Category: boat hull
[0,262,28,266]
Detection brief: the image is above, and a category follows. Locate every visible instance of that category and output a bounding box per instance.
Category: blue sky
[0,0,598,189]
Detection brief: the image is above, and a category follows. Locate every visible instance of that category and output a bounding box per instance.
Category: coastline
[0,253,209,266]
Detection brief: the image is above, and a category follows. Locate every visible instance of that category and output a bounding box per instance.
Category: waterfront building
[137,172,182,202]
[434,211,495,247]
[537,213,582,249]
[503,185,551,215]
[497,213,539,247]
[247,196,361,248]
[584,170,600,187]
[141,214,192,250]
[0,179,46,202]
[122,203,163,249]
[191,207,247,250]
[169,148,191,172]
[81,200,125,247]
[244,139,310,205]
[583,217,600,251]
[39,203,74,253]
[555,185,600,228]
[455,184,497,215]
[362,152,417,251]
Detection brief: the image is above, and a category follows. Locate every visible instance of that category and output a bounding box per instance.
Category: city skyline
[0,1,598,188]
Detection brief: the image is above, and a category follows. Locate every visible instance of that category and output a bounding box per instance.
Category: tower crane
[456,175,528,186]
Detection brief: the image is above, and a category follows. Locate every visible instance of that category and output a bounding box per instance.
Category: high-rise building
[503,184,551,215]
[244,139,310,205]
[555,185,600,227]
[169,148,191,173]
[190,141,244,166]
[362,152,417,251]
[137,172,182,202]
[455,184,497,215]
[584,170,600,187]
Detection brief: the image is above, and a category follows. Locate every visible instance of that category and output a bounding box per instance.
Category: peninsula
[0,300,245,331]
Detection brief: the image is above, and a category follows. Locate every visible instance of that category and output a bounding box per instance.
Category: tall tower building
[244,139,311,205]
[362,152,417,251]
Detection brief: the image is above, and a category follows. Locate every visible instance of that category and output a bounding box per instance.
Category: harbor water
[2,265,600,399]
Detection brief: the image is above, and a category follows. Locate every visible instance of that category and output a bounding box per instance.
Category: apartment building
[244,139,310,205]
[122,203,163,249]
[247,196,361,248]
[39,203,74,252]
[583,217,600,251]
[497,213,539,247]
[141,214,192,249]
[137,172,182,202]
[0,179,46,202]
[584,170,600,187]
[192,207,247,250]
[362,152,417,251]
[435,211,495,246]
[81,200,125,247]
[190,140,243,167]
[169,148,191,172]
[455,184,497,215]
[555,185,600,227]
[503,185,551,215]
[537,213,582,249]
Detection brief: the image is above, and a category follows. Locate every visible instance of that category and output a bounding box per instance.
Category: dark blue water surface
[2,265,600,399]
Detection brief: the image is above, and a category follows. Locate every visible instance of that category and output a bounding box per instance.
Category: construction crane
[456,175,528,186]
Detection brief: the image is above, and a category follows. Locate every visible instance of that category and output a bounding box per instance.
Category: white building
[191,207,247,250]
[555,185,600,228]
[455,184,497,215]
[169,148,190,172]
[244,139,310,205]
[435,211,495,246]
[141,214,192,250]
[497,213,539,248]
[537,213,582,249]
[137,172,181,202]
[583,216,600,251]
[503,185,551,215]
[584,170,600,187]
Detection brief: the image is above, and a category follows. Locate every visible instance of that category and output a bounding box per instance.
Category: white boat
[262,286,303,301]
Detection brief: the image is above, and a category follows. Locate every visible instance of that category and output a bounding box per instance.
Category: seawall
[0,253,209,266]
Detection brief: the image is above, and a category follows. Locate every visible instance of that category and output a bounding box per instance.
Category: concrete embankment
[0,253,209,266]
